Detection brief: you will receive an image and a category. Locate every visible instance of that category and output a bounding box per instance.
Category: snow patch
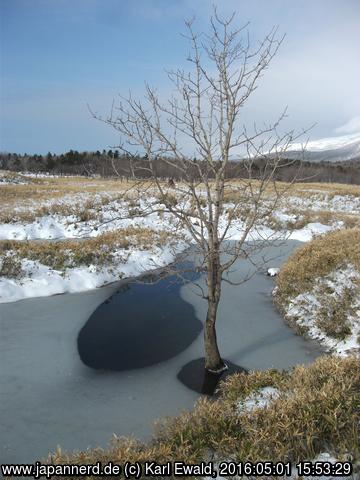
[237,386,281,413]
[267,267,280,277]
[289,222,334,242]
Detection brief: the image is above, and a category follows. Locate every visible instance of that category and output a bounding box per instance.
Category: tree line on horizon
[0,149,359,185]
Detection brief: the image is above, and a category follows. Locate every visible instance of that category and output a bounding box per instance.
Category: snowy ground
[286,193,360,213]
[0,177,359,304]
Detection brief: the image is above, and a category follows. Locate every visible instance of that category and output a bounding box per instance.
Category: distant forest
[1,150,359,185]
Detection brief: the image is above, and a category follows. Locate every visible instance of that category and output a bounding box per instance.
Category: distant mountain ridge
[285,132,360,163]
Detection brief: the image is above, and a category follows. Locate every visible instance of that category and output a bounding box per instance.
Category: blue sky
[1,0,360,154]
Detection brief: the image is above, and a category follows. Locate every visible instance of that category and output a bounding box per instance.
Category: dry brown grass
[0,198,109,224]
[2,176,360,207]
[0,253,23,279]
[45,356,359,479]
[1,176,359,227]
[228,179,360,199]
[0,177,128,223]
[0,176,162,205]
[0,177,173,224]
[0,227,172,276]
[217,355,359,462]
[290,181,360,198]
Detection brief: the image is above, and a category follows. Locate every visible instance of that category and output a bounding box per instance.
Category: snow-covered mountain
[285,132,360,162]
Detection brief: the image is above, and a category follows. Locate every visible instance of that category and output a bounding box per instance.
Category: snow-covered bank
[0,211,335,243]
[0,242,186,304]
[274,229,360,357]
[284,265,360,356]
[0,216,337,304]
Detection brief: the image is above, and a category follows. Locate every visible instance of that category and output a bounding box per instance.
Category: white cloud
[335,116,360,135]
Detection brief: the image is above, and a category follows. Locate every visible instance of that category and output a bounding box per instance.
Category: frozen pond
[0,240,322,464]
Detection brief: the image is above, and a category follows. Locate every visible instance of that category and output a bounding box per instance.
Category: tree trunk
[204,298,227,373]
[204,241,227,373]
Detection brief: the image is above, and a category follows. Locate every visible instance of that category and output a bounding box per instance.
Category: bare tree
[96,11,305,373]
